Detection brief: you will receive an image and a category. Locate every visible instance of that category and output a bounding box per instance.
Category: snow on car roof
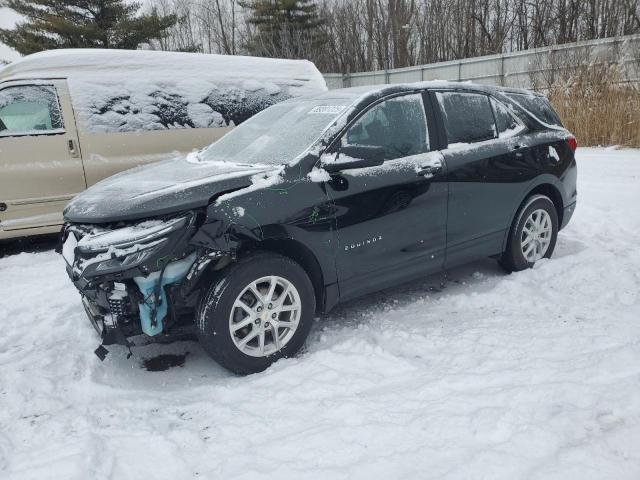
[0,49,327,94]
[330,80,538,99]
[294,81,547,132]
[287,81,542,119]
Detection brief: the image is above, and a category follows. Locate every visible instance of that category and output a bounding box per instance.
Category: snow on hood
[64,154,276,224]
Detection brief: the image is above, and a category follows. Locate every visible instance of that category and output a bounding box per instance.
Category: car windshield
[198,98,352,165]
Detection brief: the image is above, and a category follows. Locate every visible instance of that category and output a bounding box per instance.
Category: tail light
[567,136,578,152]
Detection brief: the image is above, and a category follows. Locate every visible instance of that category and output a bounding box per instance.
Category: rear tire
[499,194,559,272]
[196,252,315,375]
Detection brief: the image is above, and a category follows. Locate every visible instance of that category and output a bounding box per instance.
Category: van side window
[344,93,429,160]
[490,97,525,138]
[436,92,495,145]
[0,85,64,135]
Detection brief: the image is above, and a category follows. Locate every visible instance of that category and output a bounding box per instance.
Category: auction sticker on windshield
[308,105,347,114]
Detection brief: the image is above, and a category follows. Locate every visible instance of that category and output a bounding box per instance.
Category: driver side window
[0,85,64,136]
[343,93,429,160]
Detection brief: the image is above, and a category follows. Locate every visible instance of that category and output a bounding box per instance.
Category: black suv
[60,82,577,374]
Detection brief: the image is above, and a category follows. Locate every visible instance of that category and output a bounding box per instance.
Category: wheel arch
[527,183,564,224]
[502,181,564,251]
[237,237,327,314]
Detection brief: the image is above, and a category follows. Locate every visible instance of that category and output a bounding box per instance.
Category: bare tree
[145,0,640,74]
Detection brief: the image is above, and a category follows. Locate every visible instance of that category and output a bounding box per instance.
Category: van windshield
[199,98,351,165]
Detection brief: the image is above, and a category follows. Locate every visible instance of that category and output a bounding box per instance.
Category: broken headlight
[73,215,190,276]
[92,238,168,274]
[77,216,188,253]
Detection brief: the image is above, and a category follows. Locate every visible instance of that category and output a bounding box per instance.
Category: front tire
[196,252,315,375]
[499,194,559,272]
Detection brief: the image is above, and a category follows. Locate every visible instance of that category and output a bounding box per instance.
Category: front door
[0,80,86,234]
[323,92,448,301]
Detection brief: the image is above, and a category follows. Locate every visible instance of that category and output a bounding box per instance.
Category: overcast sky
[0,7,21,62]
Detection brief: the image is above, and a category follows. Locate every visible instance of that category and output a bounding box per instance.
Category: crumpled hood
[64,155,275,223]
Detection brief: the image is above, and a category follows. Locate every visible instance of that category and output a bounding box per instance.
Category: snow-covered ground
[1,147,639,480]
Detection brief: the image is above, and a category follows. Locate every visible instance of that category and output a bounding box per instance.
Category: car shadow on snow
[5,232,584,381]
[318,258,505,331]
[550,236,587,259]
[108,257,508,380]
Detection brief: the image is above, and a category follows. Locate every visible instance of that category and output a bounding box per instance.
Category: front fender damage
[67,181,282,361]
[123,195,266,345]
[189,217,263,253]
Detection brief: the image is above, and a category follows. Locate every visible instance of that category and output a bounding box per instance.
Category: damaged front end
[60,212,226,359]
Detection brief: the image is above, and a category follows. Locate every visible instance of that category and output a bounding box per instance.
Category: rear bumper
[560,202,576,230]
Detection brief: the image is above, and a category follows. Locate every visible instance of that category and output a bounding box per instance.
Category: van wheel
[499,194,559,272]
[196,252,315,375]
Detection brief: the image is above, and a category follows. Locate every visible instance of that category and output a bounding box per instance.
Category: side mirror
[323,145,385,173]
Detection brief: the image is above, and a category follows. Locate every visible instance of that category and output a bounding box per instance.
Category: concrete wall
[324,34,640,90]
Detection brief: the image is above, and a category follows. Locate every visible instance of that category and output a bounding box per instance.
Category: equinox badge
[345,235,383,251]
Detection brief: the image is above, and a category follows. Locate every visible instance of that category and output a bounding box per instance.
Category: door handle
[68,139,79,158]
[417,164,443,177]
[511,145,525,158]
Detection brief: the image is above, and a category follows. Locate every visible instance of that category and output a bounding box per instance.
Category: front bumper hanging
[59,213,224,360]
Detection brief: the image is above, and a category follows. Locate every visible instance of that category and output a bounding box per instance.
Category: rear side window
[436,92,495,145]
[0,85,64,135]
[490,97,525,138]
[506,93,563,127]
[344,93,429,160]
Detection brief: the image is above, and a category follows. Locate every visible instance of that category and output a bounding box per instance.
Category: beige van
[0,49,326,240]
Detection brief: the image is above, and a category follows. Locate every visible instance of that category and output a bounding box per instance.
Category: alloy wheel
[229,275,302,357]
[520,208,553,262]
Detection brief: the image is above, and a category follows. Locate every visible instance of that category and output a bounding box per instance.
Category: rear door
[431,89,530,266]
[323,92,448,300]
[0,80,86,233]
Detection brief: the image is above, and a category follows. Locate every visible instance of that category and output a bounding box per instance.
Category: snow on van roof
[0,49,327,134]
[0,49,327,93]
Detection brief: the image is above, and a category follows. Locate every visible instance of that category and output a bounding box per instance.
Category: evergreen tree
[0,0,177,56]
[241,0,324,59]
